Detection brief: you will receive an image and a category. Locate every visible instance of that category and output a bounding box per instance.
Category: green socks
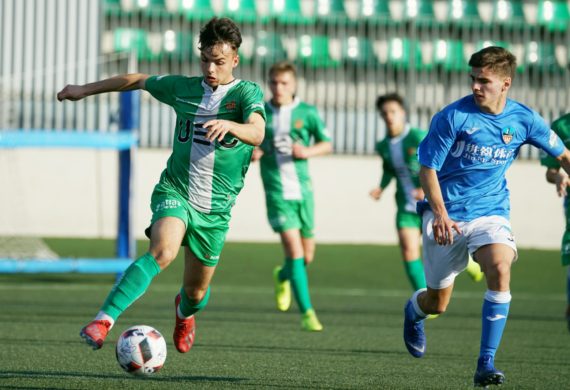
[101,252,161,320]
[281,257,313,313]
[403,258,427,291]
[179,286,211,318]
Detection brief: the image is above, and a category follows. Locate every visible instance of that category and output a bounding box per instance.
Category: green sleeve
[145,75,181,106]
[380,162,394,189]
[309,107,332,143]
[375,140,393,189]
[541,114,570,168]
[240,81,266,122]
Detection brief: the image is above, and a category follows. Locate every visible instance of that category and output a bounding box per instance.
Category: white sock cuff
[484,290,511,304]
[411,288,428,317]
[95,311,115,328]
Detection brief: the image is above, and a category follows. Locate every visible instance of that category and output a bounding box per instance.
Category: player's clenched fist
[57,85,86,101]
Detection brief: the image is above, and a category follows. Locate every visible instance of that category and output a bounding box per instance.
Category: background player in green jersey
[369,93,483,291]
[540,112,570,331]
[251,61,332,331]
[57,17,266,353]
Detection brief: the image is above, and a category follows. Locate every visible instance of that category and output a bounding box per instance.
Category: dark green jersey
[145,75,265,214]
[540,113,570,168]
[375,126,427,212]
[259,98,331,200]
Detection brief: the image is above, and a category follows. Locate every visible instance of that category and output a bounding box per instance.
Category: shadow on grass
[0,370,246,383]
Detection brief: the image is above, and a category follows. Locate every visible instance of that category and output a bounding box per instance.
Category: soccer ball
[115,325,167,376]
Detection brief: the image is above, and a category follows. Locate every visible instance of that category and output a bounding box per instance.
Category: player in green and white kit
[252,61,332,331]
[370,93,483,291]
[540,112,570,331]
[57,18,266,353]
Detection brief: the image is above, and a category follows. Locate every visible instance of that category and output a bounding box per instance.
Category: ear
[233,53,240,68]
[502,77,512,91]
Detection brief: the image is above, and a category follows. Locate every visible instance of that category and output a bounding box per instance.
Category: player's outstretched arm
[57,73,150,102]
[203,112,265,146]
[419,165,461,245]
[292,141,332,160]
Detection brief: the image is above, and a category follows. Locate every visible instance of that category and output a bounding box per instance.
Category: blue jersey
[417,95,564,221]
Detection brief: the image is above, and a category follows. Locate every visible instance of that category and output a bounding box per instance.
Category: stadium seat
[315,0,348,24]
[254,31,288,64]
[525,41,560,72]
[221,0,258,23]
[162,30,193,61]
[448,0,481,25]
[492,0,526,26]
[113,28,162,61]
[341,36,375,67]
[137,0,169,16]
[296,35,339,68]
[269,0,315,24]
[537,0,570,31]
[179,0,216,21]
[385,38,423,70]
[432,39,466,71]
[103,0,122,15]
[403,0,435,25]
[357,0,391,23]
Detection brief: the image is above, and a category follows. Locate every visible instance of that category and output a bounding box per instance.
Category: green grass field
[0,239,569,389]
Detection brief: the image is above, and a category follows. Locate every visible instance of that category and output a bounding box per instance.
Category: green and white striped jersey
[145,75,265,214]
[375,126,427,213]
[259,97,331,201]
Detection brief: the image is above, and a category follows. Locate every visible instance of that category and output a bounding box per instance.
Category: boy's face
[200,43,239,88]
[269,70,296,106]
[470,66,511,112]
[380,101,406,134]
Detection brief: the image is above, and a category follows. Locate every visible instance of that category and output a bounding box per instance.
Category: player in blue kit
[401,46,570,387]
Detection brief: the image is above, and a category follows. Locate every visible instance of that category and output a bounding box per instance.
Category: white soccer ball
[115,325,167,376]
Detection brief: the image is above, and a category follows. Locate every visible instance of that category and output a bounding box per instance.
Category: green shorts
[266,194,314,238]
[396,210,422,229]
[562,196,570,266]
[145,182,230,267]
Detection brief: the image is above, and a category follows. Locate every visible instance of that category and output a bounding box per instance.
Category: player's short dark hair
[468,46,517,80]
[268,61,297,79]
[199,17,242,52]
[376,93,407,112]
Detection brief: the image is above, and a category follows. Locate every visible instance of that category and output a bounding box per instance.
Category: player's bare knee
[151,248,177,268]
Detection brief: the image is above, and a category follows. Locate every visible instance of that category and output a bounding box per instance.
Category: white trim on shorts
[422,210,518,289]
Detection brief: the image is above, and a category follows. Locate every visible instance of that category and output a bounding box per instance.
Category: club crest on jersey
[294,119,304,129]
[225,101,236,111]
[407,147,416,156]
[501,127,515,144]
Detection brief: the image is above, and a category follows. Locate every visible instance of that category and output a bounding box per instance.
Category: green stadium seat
[358,0,390,19]
[136,0,169,16]
[525,41,560,72]
[537,0,570,31]
[341,36,375,67]
[315,0,348,24]
[385,38,423,70]
[269,0,315,24]
[179,0,215,21]
[403,0,435,25]
[113,28,161,61]
[296,35,339,68]
[492,0,525,26]
[221,0,258,23]
[448,0,481,25]
[432,40,466,71]
[103,0,122,15]
[162,30,193,60]
[254,31,288,64]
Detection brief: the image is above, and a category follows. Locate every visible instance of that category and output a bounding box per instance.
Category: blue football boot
[473,355,505,388]
[403,299,426,358]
